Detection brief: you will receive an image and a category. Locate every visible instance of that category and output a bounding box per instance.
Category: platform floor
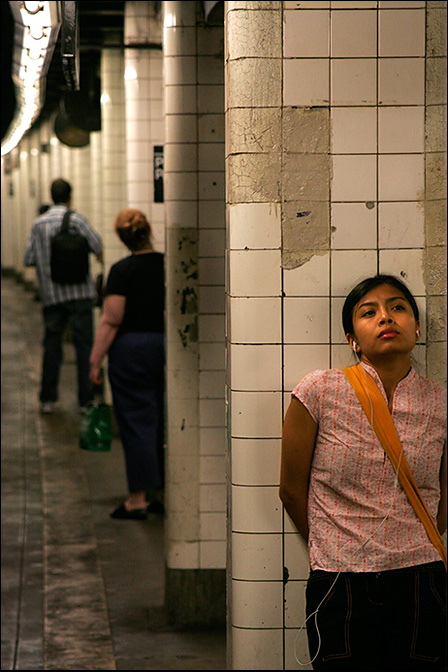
[1,275,227,671]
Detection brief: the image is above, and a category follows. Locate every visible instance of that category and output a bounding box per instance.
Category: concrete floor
[1,275,227,671]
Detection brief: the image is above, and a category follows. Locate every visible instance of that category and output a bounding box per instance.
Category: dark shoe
[146,500,165,515]
[110,503,147,520]
[40,402,56,415]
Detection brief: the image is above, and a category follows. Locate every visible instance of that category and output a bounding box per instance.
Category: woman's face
[348,284,419,361]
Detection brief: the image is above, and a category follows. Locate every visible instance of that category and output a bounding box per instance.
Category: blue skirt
[108,331,165,492]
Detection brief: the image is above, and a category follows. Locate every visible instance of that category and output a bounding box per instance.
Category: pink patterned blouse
[292,363,446,572]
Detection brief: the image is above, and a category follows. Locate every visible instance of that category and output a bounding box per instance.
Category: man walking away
[24,178,103,414]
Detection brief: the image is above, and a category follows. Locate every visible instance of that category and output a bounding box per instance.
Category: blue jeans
[108,332,165,493]
[41,299,94,407]
[306,561,447,670]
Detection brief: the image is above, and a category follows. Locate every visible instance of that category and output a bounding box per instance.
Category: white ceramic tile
[166,540,199,569]
[165,200,197,227]
[199,315,225,343]
[379,58,425,106]
[331,250,378,296]
[379,9,425,57]
[198,143,225,172]
[199,258,225,287]
[164,26,197,57]
[378,107,425,153]
[165,84,197,114]
[285,627,313,671]
[332,343,359,369]
[285,1,329,6]
[379,202,425,248]
[198,85,225,115]
[164,143,197,172]
[331,107,377,154]
[164,172,197,201]
[283,345,330,393]
[231,485,283,533]
[200,455,226,483]
[331,202,377,249]
[232,579,283,628]
[284,533,310,581]
[284,10,330,58]
[231,438,281,486]
[232,532,283,580]
[284,60,330,107]
[332,155,377,202]
[199,200,226,229]
[229,250,282,298]
[199,427,226,456]
[199,229,225,256]
[199,370,225,400]
[231,626,283,670]
[331,59,377,106]
[228,203,281,250]
[379,248,425,296]
[378,154,424,202]
[230,391,283,439]
[229,344,282,391]
[200,541,226,569]
[283,298,330,344]
[200,512,226,540]
[331,296,350,343]
[198,171,225,201]
[283,254,330,297]
[331,1,377,6]
[198,114,225,143]
[199,398,225,427]
[228,298,282,344]
[331,10,377,57]
[199,342,225,370]
[200,483,226,511]
[166,114,197,143]
[284,580,308,629]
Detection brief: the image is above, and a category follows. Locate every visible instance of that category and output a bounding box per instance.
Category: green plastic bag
[79,402,112,452]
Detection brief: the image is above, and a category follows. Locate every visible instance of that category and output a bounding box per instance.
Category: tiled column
[226,3,284,668]
[163,0,226,626]
[72,146,92,223]
[0,156,17,272]
[124,1,165,251]
[226,2,445,670]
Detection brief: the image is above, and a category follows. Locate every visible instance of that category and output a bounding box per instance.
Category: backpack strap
[342,364,447,570]
[59,209,72,233]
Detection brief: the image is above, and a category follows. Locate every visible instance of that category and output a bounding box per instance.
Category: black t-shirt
[105,252,165,334]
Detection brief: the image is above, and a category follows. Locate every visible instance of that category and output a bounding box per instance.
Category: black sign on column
[154,146,164,203]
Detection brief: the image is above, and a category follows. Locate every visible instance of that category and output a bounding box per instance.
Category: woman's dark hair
[51,178,71,204]
[114,208,152,252]
[342,274,419,337]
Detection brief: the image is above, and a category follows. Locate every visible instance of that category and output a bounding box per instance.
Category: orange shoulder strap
[343,364,447,570]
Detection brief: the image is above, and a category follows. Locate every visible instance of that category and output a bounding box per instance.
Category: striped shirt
[292,363,446,572]
[24,205,102,307]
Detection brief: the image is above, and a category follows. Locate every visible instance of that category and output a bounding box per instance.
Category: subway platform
[1,275,226,671]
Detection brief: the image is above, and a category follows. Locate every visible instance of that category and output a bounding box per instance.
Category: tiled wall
[226,1,445,669]
[125,1,165,251]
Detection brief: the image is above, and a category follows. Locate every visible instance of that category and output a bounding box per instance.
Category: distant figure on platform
[89,208,165,520]
[24,178,103,415]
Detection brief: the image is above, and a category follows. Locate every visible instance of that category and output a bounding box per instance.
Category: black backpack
[50,210,90,284]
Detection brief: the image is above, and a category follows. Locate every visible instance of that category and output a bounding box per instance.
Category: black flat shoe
[146,500,165,515]
[110,503,147,520]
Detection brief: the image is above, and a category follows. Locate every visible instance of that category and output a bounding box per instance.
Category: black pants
[41,299,94,407]
[306,562,447,671]
[108,332,165,493]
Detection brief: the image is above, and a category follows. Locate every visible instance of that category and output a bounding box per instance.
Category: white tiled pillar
[226,1,444,670]
[163,0,226,625]
[124,1,165,251]
[100,48,126,273]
